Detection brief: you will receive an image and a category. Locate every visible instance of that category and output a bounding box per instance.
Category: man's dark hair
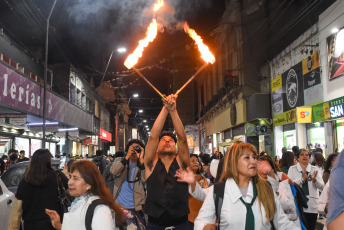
[159,131,177,144]
[125,139,145,153]
[8,149,16,155]
[292,146,300,158]
[20,150,25,154]
[9,153,18,161]
[63,152,67,156]
[96,150,103,156]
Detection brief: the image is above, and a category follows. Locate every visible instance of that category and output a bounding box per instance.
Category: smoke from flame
[183,22,215,64]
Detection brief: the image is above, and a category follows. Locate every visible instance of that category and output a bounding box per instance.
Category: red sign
[99,129,112,142]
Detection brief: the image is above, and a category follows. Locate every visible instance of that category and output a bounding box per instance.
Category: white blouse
[194,178,296,230]
[287,163,324,213]
[62,195,116,230]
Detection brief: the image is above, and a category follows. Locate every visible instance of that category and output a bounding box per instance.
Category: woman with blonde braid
[193,142,295,230]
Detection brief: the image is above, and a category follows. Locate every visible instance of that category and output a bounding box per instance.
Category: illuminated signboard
[99,128,112,142]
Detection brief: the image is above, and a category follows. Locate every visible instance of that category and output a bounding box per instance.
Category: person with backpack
[110,140,146,225]
[45,160,124,229]
[184,142,295,230]
[92,150,108,175]
[11,149,69,230]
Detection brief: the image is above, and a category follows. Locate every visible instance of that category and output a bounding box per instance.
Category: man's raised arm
[144,105,168,171]
[168,95,190,170]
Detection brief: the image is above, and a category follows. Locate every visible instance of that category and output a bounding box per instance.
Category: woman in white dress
[46,160,123,230]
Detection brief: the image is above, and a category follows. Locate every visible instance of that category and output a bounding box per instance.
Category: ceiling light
[332,27,339,33]
[145,125,148,127]
[58,128,78,132]
[139,110,143,113]
[143,120,147,123]
[133,94,139,98]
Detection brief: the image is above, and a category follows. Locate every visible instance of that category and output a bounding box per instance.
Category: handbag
[56,170,73,213]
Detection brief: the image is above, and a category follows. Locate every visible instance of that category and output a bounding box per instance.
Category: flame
[183,23,215,64]
[153,0,164,12]
[124,19,158,69]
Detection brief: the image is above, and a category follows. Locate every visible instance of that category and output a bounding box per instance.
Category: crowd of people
[2,94,344,230]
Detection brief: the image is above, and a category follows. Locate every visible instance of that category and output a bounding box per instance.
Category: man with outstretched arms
[144,94,190,230]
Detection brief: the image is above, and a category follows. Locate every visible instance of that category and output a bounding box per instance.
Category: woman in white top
[318,180,330,230]
[189,142,295,230]
[46,160,123,230]
[288,149,324,230]
[257,155,301,229]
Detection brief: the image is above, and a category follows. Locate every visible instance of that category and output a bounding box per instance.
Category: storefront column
[324,121,334,156]
[295,123,307,149]
[274,125,283,157]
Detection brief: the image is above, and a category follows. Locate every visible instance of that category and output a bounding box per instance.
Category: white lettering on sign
[330,105,344,118]
[102,131,107,137]
[2,74,41,109]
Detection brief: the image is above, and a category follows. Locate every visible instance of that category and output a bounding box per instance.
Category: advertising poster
[327,29,344,80]
[282,62,304,112]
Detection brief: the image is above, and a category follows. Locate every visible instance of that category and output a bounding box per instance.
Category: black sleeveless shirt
[144,157,189,225]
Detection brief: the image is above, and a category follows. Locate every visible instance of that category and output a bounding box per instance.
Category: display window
[15,137,30,157]
[31,139,42,156]
[283,130,296,150]
[0,137,13,157]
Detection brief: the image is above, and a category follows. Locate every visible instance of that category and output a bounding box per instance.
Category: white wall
[319,0,344,101]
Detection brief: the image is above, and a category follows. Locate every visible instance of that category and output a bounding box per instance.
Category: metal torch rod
[175,62,209,95]
[132,67,166,101]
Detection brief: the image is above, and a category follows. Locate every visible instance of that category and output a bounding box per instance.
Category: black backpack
[213,181,275,230]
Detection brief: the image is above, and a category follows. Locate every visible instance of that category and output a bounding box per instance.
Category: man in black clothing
[144,94,190,230]
[92,150,108,174]
[17,150,30,162]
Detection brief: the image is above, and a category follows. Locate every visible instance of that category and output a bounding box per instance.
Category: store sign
[0,62,93,132]
[329,97,344,119]
[82,137,92,145]
[273,109,296,126]
[8,114,27,126]
[99,128,112,142]
[296,107,312,123]
[271,75,282,92]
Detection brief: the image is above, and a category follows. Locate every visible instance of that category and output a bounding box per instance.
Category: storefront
[312,96,344,154]
[81,136,98,157]
[0,136,12,157]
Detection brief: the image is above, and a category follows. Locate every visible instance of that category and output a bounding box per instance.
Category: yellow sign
[302,51,320,75]
[323,102,331,120]
[296,107,312,123]
[271,75,282,92]
[273,109,296,126]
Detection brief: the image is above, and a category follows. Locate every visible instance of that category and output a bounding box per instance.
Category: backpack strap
[85,199,107,230]
[213,181,226,230]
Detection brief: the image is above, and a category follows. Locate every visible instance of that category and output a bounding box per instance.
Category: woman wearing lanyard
[288,149,324,230]
[193,141,295,230]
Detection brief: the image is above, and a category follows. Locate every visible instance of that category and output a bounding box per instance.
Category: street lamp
[99,47,126,151]
[43,0,58,149]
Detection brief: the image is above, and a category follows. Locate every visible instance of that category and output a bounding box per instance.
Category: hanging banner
[327,29,344,80]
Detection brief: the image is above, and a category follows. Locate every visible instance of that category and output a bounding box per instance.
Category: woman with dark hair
[184,142,294,229]
[258,156,302,228]
[280,151,296,174]
[313,152,325,179]
[288,149,324,230]
[188,154,210,229]
[14,149,68,230]
[322,153,338,184]
[46,160,123,229]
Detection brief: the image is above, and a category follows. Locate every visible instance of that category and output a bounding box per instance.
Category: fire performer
[144,94,190,230]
